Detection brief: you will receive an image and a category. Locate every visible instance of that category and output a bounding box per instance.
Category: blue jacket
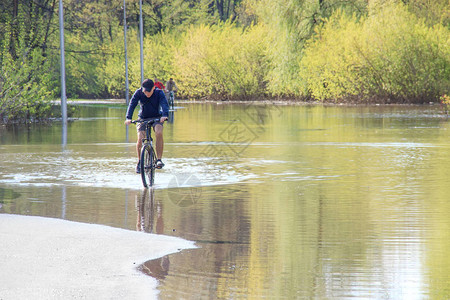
[125,88,169,120]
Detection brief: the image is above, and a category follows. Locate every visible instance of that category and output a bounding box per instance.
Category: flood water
[1,102,449,299]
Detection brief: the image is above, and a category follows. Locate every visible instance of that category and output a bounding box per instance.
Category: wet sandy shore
[0,214,196,299]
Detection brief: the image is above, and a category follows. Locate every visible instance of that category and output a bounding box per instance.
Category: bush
[173,22,270,99]
[106,29,181,98]
[301,12,363,101]
[100,28,135,99]
[143,30,179,89]
[301,3,450,103]
[0,48,54,123]
[64,33,108,98]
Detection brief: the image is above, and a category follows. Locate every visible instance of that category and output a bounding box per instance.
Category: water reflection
[61,185,66,219]
[0,103,449,299]
[168,110,174,124]
[136,188,171,280]
[62,118,67,148]
[0,188,21,200]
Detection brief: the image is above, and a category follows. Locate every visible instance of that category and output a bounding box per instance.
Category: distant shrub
[301,3,450,103]
[0,49,53,123]
[173,22,270,99]
[441,94,450,116]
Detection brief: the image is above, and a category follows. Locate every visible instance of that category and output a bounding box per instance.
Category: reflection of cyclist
[136,189,170,279]
[124,79,169,173]
[136,189,164,234]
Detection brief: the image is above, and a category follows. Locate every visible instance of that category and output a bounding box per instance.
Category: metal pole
[139,0,144,83]
[123,0,129,105]
[59,0,67,146]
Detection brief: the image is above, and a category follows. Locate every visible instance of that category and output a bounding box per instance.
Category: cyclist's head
[142,79,154,92]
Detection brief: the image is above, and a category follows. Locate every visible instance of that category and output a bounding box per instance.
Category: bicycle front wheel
[140,144,156,188]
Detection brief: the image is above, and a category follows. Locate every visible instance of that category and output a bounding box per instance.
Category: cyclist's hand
[160,117,168,123]
[124,119,132,125]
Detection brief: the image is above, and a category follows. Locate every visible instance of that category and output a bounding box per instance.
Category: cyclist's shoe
[156,159,165,169]
[136,161,141,174]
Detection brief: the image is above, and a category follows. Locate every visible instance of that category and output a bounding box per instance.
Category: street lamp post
[139,0,144,83]
[59,0,67,146]
[123,0,129,105]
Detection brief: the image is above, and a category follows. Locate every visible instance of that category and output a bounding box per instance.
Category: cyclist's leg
[153,123,164,160]
[136,125,146,160]
[134,125,146,173]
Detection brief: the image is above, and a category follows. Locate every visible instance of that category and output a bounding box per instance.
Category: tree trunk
[42,0,57,54]
[215,0,224,20]
[9,0,19,59]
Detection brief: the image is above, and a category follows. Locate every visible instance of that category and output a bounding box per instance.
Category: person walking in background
[124,79,169,172]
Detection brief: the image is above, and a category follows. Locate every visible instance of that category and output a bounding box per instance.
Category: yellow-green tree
[301,3,450,102]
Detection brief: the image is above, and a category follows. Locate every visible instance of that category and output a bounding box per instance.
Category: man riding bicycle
[124,79,169,173]
[165,78,178,107]
[165,78,178,94]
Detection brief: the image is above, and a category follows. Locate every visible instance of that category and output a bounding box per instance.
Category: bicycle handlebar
[131,117,168,125]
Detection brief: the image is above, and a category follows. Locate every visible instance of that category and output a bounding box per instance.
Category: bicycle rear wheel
[140,144,156,188]
[169,92,174,109]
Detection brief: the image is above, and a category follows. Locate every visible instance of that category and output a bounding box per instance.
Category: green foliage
[122,0,239,35]
[158,0,220,30]
[441,94,450,116]
[101,32,128,98]
[0,0,59,123]
[104,28,182,97]
[404,0,450,27]
[301,3,450,102]
[245,0,368,96]
[143,30,180,88]
[62,0,129,99]
[1,0,449,123]
[301,12,362,101]
[64,35,103,98]
[57,0,240,99]
[0,48,54,123]
[173,22,270,99]
[0,0,57,60]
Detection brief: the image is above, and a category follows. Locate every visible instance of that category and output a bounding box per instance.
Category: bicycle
[131,118,161,188]
[168,91,175,109]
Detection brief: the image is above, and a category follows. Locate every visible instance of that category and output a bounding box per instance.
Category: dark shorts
[136,121,163,132]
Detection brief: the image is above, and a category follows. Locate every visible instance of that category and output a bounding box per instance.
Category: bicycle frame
[134,117,160,143]
[132,118,161,188]
[168,91,175,109]
[143,120,153,146]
